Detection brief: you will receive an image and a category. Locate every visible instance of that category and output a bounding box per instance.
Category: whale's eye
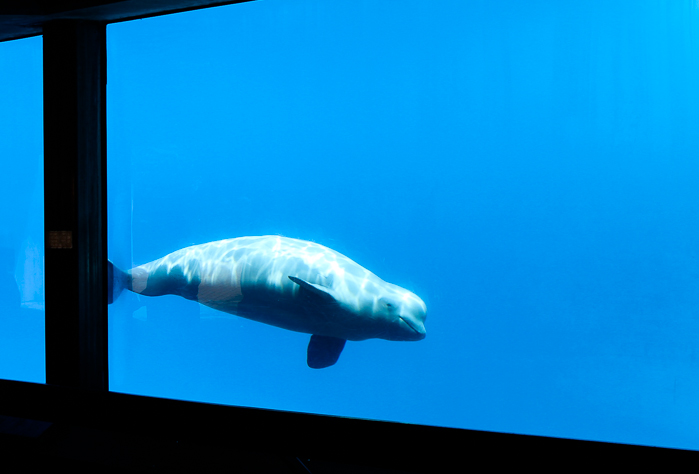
[379,298,395,310]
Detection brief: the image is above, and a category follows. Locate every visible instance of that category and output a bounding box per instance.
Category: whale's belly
[192,251,334,335]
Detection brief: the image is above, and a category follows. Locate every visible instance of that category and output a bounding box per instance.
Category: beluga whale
[108,235,427,368]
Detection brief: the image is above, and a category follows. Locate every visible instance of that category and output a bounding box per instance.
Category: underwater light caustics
[109,235,426,368]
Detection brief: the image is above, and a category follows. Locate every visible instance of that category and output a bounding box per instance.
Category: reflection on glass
[108,0,699,451]
[0,36,45,383]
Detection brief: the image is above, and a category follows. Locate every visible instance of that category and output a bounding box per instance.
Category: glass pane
[107,0,699,450]
[0,36,45,383]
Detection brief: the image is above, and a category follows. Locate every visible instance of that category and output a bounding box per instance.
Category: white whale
[109,235,427,368]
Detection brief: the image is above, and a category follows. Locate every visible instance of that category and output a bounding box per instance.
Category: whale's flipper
[108,260,129,304]
[307,335,346,369]
[288,276,336,303]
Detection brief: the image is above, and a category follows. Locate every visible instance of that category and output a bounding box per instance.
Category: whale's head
[342,278,427,342]
[375,285,427,341]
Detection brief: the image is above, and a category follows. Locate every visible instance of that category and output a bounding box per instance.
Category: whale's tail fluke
[108,260,130,304]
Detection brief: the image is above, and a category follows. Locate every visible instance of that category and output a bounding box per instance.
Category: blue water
[3,0,699,451]
[0,35,44,383]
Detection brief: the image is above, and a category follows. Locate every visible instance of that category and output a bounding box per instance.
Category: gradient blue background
[0,35,45,384]
[3,0,698,451]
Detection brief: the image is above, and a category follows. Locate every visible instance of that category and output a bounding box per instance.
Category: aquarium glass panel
[107,0,699,450]
[0,36,45,383]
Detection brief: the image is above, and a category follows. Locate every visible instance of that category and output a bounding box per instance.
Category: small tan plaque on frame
[48,231,73,249]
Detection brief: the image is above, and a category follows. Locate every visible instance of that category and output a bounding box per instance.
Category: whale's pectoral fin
[288,276,336,304]
[307,335,346,369]
[291,276,345,367]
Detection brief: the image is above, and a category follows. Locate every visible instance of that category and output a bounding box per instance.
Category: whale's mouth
[399,316,426,340]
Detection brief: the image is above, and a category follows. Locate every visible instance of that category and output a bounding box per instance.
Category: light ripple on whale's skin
[127,235,427,342]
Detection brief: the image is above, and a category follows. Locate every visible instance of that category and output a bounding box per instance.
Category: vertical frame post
[43,21,108,390]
